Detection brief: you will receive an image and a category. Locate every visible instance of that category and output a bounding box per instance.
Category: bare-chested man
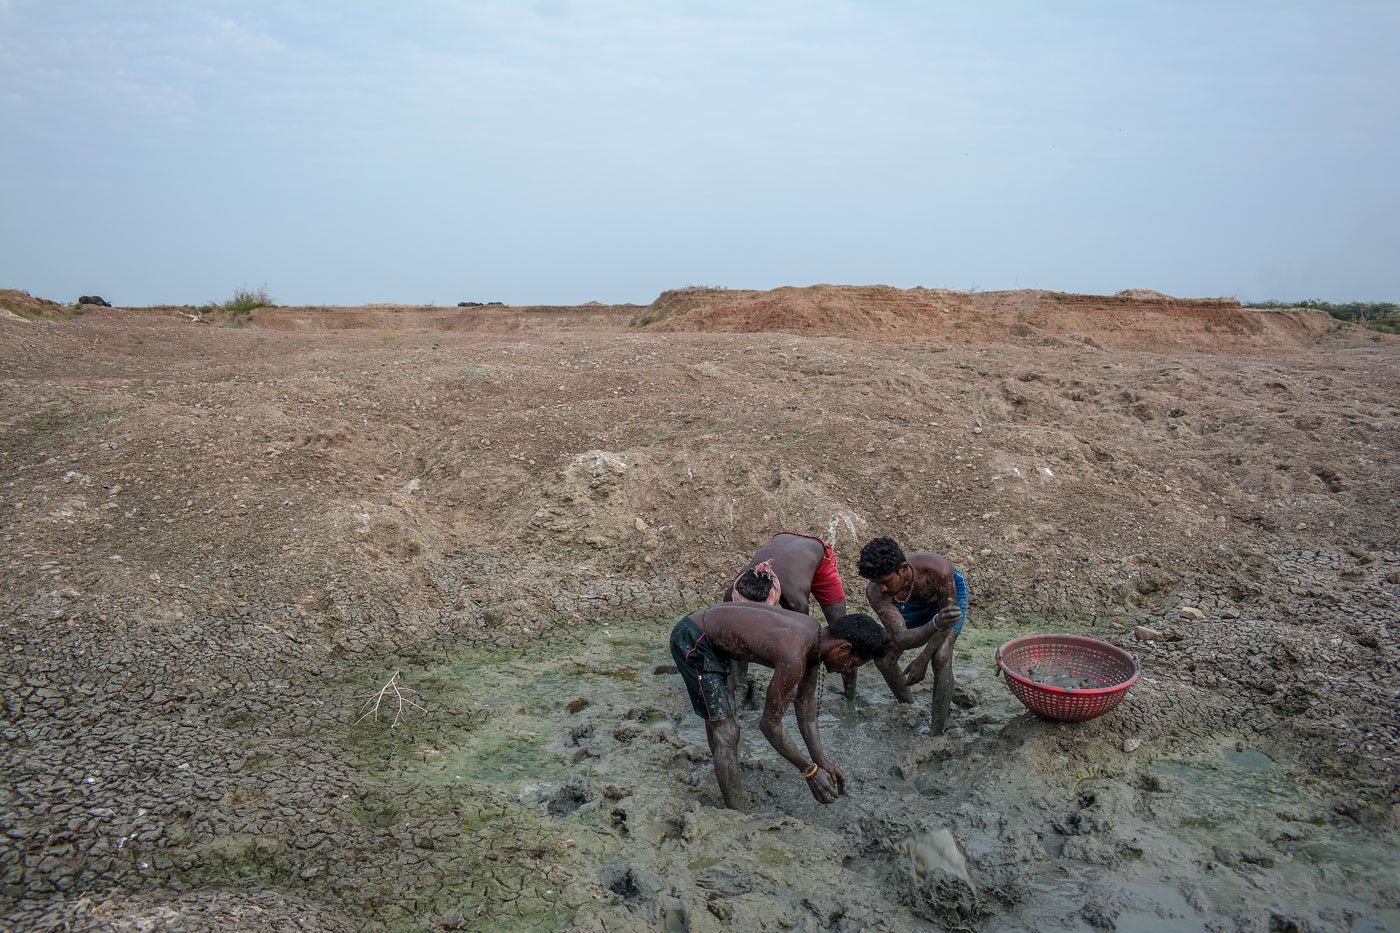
[669,602,889,810]
[857,536,969,735]
[724,531,863,698]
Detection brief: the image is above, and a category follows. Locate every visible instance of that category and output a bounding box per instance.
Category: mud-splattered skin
[687,602,866,810]
[722,533,853,698]
[865,551,963,733]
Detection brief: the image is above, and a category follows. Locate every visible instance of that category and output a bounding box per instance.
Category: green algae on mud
[317,619,677,930]
[343,621,668,787]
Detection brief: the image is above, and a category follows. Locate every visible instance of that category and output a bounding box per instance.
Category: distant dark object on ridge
[457,301,506,307]
[78,295,112,307]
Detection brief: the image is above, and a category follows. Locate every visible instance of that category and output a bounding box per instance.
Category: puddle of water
[1153,749,1296,832]
[1366,909,1400,933]
[1134,742,1400,923]
[1111,882,1202,933]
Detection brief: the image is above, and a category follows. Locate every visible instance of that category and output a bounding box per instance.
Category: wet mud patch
[321,619,1399,931]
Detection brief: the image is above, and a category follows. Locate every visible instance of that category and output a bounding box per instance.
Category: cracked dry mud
[1,287,1397,931]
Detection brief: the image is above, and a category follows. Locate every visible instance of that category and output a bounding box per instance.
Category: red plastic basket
[995,634,1140,722]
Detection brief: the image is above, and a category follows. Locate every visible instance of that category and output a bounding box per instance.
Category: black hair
[733,567,775,602]
[828,613,890,660]
[857,536,906,580]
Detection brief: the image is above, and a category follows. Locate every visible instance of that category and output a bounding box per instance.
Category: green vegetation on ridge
[195,285,275,317]
[1246,299,1400,333]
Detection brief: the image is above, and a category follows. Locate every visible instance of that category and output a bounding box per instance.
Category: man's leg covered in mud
[705,716,746,810]
[929,635,958,735]
[727,659,756,709]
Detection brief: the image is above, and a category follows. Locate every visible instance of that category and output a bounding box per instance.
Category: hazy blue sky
[2,1,1397,306]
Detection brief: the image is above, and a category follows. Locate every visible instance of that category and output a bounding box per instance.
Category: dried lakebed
[333,618,1397,931]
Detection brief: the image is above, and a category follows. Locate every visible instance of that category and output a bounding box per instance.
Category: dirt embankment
[643,284,1341,352]
[1,287,1396,930]
[54,302,643,335]
[0,289,71,320]
[239,303,641,333]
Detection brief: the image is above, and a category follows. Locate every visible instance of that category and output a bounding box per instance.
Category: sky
[2,1,1397,307]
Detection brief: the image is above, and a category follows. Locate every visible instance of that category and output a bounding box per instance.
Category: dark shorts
[670,615,733,722]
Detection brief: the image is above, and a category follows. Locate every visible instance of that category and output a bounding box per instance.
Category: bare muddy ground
[1,288,1397,930]
[337,618,1400,931]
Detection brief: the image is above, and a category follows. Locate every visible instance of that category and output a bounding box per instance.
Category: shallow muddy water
[344,619,1399,931]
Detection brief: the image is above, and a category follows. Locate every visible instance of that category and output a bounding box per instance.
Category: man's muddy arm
[866,581,943,651]
[866,581,910,644]
[757,661,812,772]
[908,637,939,668]
[792,668,826,766]
[818,599,848,626]
[903,580,961,683]
[909,581,952,660]
[903,628,951,684]
[794,668,845,795]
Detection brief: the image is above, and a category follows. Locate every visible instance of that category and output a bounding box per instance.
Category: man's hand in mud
[814,758,847,795]
[903,656,930,686]
[806,767,841,804]
[934,604,962,632]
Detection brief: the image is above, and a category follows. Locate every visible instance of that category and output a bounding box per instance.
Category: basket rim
[995,633,1140,696]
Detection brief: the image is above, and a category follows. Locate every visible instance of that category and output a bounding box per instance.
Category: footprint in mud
[622,705,673,724]
[567,722,594,747]
[601,864,649,900]
[613,724,643,743]
[610,805,630,838]
[545,782,595,817]
[1311,466,1344,492]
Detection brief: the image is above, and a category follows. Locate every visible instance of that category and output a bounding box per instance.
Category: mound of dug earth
[644,285,1338,353]
[0,289,69,319]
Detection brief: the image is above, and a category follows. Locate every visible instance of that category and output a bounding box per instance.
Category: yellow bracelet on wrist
[801,762,820,779]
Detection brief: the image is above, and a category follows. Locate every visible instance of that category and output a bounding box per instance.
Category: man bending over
[725,531,860,697]
[669,603,889,810]
[857,537,969,735]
